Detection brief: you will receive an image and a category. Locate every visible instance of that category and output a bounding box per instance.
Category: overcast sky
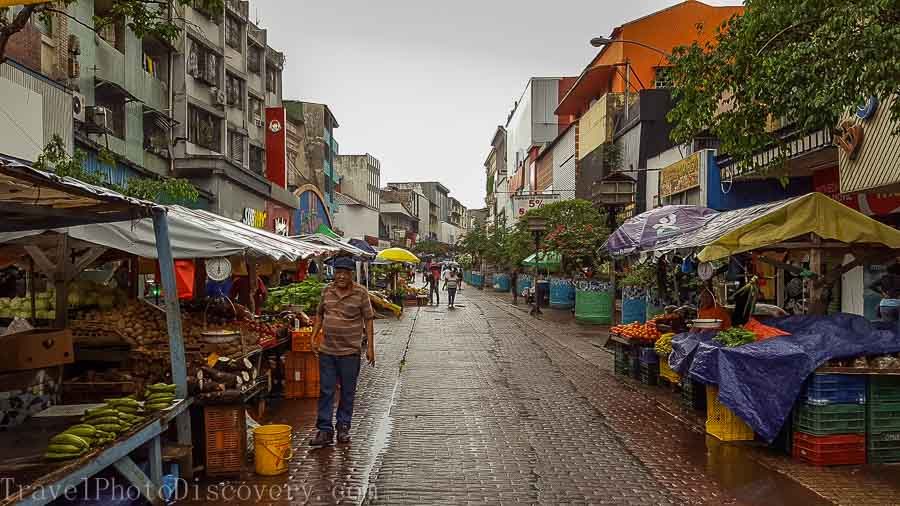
[251,0,741,209]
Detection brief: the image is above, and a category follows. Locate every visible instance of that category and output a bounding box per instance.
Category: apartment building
[333,154,381,240]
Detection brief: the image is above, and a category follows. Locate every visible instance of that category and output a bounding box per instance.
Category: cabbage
[0,297,9,307]
[35,299,49,311]
[84,293,98,306]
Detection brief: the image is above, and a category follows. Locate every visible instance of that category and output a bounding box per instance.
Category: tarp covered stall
[671,314,900,443]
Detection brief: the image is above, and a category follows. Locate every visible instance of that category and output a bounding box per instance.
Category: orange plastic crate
[285,351,319,399]
[204,405,246,476]
[291,328,321,352]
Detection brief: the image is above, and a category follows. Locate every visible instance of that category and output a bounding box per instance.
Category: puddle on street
[693,436,831,506]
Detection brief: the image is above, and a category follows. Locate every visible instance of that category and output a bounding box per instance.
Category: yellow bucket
[254,424,293,476]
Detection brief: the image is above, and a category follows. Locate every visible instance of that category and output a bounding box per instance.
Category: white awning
[0,205,338,262]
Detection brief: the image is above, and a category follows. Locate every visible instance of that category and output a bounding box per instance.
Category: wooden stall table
[0,399,192,506]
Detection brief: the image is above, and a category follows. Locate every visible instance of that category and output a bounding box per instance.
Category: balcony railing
[95,39,126,89]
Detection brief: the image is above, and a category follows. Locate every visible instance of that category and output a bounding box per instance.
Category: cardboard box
[0,329,74,371]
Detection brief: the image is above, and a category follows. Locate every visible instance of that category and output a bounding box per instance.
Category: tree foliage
[35,135,199,205]
[0,0,224,62]
[667,0,900,180]
[522,199,609,276]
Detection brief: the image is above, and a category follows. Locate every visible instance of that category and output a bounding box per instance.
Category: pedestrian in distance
[429,263,441,306]
[309,256,376,448]
[444,268,460,308]
[510,268,519,305]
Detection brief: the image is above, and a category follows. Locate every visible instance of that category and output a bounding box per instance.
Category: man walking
[309,256,376,447]
[510,269,519,305]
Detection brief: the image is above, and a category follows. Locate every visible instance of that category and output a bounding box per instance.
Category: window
[249,145,265,175]
[653,66,673,89]
[189,106,221,151]
[228,129,245,165]
[188,40,219,86]
[225,15,242,51]
[95,90,125,139]
[226,73,243,109]
[248,96,262,123]
[248,47,261,73]
[265,65,278,93]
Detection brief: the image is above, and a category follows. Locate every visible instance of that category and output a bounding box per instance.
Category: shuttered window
[228,129,245,165]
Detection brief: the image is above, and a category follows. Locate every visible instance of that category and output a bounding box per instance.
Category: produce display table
[817,367,900,376]
[0,398,192,506]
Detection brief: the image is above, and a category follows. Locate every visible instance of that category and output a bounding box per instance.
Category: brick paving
[180,287,900,505]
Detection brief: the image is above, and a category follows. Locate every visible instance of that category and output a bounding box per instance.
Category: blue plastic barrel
[494,273,510,292]
[550,277,575,309]
[517,275,533,294]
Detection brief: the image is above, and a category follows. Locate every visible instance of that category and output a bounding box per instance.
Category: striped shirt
[317,283,375,356]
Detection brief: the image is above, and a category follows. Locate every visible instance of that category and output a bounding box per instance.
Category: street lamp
[589,37,673,59]
[589,37,673,120]
[526,216,548,316]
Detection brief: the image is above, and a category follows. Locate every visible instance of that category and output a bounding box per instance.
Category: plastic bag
[853,356,869,368]
[246,411,261,459]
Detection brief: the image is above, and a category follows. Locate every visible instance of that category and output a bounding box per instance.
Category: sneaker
[309,430,334,447]
[337,424,351,444]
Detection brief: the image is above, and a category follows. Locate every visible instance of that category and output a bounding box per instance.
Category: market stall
[606,193,900,466]
[0,159,191,505]
[0,189,341,482]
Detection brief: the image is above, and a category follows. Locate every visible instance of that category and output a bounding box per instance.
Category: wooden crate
[284,351,319,399]
[203,404,246,477]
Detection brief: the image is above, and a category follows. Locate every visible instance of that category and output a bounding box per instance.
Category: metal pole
[150,207,192,454]
[624,59,630,120]
[151,207,188,398]
[532,232,542,316]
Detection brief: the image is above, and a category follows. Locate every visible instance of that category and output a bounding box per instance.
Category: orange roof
[556,65,616,116]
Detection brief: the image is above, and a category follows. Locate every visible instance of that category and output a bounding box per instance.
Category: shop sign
[660,152,701,198]
[839,95,900,193]
[813,166,900,216]
[274,217,289,236]
[242,208,268,229]
[512,193,561,218]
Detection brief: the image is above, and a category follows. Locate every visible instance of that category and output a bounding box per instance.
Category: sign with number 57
[512,193,562,219]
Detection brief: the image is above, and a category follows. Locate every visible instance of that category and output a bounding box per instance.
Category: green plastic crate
[868,401,900,432]
[794,403,866,436]
[870,377,900,403]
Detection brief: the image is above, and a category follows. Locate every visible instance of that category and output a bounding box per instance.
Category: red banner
[265,107,287,188]
[813,167,900,216]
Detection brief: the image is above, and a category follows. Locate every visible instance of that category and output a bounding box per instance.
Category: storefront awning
[0,205,338,262]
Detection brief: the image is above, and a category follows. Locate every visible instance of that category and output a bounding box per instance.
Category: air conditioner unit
[213,88,227,106]
[85,106,111,133]
[72,93,86,122]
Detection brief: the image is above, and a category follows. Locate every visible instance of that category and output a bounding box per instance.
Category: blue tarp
[670,314,900,443]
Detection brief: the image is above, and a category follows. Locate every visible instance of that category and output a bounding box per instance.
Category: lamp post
[527,216,548,316]
[593,173,636,325]
[589,37,673,121]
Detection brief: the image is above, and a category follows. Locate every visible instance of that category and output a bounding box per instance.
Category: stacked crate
[706,386,755,441]
[681,377,706,411]
[638,347,659,386]
[868,376,900,464]
[793,374,867,466]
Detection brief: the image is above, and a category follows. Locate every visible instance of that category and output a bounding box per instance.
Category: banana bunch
[142,383,177,412]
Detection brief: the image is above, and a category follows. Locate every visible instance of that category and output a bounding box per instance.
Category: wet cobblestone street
[181,287,900,505]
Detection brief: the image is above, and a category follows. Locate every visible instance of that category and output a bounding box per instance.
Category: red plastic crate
[792,432,866,466]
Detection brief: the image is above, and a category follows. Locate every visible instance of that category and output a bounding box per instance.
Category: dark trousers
[316,353,361,432]
[448,287,457,306]
[512,284,518,305]
[429,284,440,305]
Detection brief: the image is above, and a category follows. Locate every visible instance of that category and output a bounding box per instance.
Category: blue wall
[295,190,332,235]
[707,155,813,211]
